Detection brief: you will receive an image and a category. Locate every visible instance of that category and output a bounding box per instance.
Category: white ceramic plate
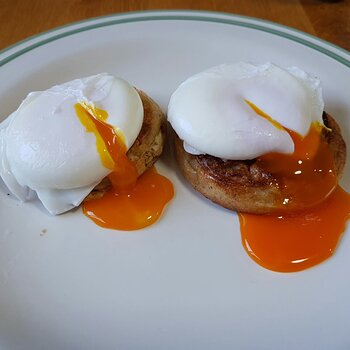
[1,10,350,350]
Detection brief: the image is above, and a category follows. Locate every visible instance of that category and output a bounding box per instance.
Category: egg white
[0,73,144,215]
[168,62,324,160]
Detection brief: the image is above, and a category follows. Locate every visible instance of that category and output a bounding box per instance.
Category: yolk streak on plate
[75,102,174,231]
[239,103,350,272]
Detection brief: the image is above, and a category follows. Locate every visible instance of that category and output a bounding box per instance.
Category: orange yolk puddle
[239,101,350,272]
[239,187,350,272]
[75,103,174,231]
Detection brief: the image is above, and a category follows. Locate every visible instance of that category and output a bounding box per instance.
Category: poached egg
[168,62,324,159]
[0,74,143,214]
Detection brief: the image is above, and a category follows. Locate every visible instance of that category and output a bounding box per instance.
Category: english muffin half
[173,112,346,214]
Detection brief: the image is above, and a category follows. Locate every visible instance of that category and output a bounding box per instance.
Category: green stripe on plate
[0,12,349,68]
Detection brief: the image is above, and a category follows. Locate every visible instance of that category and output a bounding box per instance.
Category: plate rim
[0,9,349,69]
[1,9,350,350]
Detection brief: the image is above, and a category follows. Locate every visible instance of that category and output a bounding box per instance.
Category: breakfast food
[168,62,350,272]
[0,74,173,230]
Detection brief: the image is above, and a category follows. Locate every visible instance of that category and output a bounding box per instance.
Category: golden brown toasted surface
[127,90,167,175]
[174,112,347,214]
[86,90,166,200]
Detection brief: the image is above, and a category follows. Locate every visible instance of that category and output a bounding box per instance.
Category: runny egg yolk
[75,103,174,231]
[239,101,350,272]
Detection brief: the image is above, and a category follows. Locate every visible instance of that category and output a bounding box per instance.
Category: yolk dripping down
[239,101,350,272]
[75,103,174,231]
[239,187,350,272]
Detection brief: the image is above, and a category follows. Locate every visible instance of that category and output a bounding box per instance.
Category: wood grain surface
[0,0,349,51]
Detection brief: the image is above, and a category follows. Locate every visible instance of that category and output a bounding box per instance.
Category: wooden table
[0,0,349,52]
